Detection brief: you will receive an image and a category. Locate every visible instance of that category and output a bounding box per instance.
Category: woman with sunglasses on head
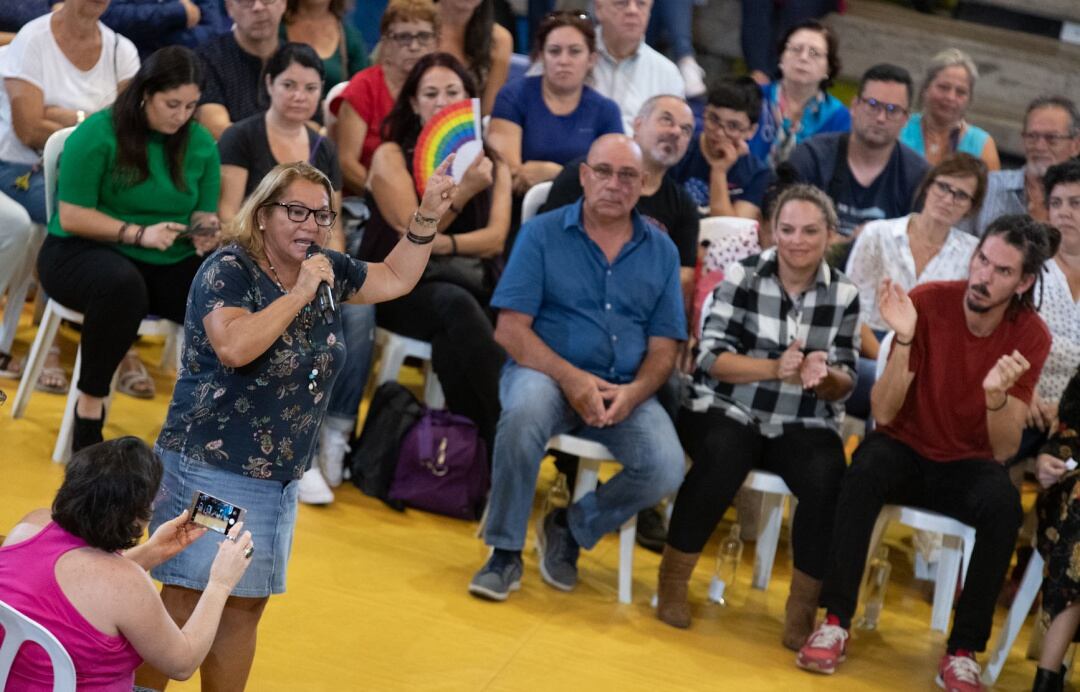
[364,51,510,454]
[747,19,850,167]
[488,10,623,195]
[140,158,453,690]
[331,0,439,193]
[435,0,512,116]
[36,46,221,455]
[900,48,1000,171]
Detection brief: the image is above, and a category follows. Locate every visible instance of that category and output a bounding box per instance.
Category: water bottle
[542,473,570,517]
[857,546,892,630]
[709,524,744,606]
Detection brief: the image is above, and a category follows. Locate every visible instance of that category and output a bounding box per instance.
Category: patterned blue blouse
[157,244,368,482]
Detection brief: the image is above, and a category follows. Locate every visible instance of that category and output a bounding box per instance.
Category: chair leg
[53,346,83,464]
[374,337,407,387]
[930,535,963,633]
[423,363,445,408]
[572,459,601,503]
[752,492,785,590]
[982,551,1045,685]
[12,302,62,419]
[618,514,637,604]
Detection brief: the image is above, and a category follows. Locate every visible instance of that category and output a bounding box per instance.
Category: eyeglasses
[703,111,752,136]
[1021,131,1076,146]
[230,0,279,7]
[858,97,909,121]
[263,202,337,227]
[544,9,591,21]
[584,162,642,185]
[930,179,973,205]
[386,31,437,47]
[784,43,825,60]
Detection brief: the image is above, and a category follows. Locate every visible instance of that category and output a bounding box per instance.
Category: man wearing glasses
[196,0,285,139]
[968,96,1080,236]
[469,134,686,602]
[788,63,928,238]
[668,76,773,221]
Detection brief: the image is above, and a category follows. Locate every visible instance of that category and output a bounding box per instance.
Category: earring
[140,98,145,108]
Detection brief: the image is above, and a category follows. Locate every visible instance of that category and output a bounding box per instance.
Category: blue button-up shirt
[492,200,687,384]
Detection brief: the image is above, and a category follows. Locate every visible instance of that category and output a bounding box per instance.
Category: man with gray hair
[969,95,1080,235]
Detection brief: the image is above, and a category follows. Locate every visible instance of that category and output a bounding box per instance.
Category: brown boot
[656,545,700,629]
[783,568,823,650]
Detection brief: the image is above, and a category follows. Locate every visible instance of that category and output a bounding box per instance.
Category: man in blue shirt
[469,134,687,601]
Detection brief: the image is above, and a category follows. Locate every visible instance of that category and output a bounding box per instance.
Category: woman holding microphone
[138,158,454,689]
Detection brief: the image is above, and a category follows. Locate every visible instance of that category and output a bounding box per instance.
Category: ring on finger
[243,545,254,559]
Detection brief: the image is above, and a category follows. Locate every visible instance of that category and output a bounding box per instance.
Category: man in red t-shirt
[797,214,1059,691]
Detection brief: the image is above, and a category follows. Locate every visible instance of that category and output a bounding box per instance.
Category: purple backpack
[389,409,489,520]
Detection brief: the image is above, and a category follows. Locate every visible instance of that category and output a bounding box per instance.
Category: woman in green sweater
[37,46,222,454]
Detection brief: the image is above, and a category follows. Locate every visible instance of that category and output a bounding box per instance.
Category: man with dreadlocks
[796,214,1058,691]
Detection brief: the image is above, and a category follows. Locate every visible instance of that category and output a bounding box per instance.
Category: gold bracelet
[413,209,438,227]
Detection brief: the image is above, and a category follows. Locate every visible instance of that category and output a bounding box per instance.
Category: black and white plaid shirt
[688,248,861,437]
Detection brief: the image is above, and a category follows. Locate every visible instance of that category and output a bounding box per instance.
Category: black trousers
[375,280,505,451]
[820,431,1022,652]
[667,408,847,580]
[37,234,202,398]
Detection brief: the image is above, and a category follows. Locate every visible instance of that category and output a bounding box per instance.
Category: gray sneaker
[536,508,580,591]
[469,551,523,601]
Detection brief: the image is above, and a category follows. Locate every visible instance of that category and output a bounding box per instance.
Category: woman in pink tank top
[0,437,255,690]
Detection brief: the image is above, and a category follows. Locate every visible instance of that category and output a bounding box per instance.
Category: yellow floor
[0,310,1042,691]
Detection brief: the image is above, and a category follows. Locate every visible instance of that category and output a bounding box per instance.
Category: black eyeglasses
[1021,131,1076,146]
[703,111,752,136]
[386,30,437,47]
[584,162,642,185]
[930,179,973,205]
[858,97,909,121]
[263,202,337,227]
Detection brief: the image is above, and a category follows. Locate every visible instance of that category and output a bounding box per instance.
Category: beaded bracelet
[133,225,147,247]
[117,222,130,244]
[413,209,439,227]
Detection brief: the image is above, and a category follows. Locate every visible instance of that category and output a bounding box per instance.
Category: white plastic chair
[520,181,553,224]
[862,332,978,633]
[373,327,445,408]
[983,547,1044,684]
[697,215,759,247]
[321,80,349,140]
[547,434,637,604]
[0,599,76,692]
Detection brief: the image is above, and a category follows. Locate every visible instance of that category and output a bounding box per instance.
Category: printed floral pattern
[157,245,367,481]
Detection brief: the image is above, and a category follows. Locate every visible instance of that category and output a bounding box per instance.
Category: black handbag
[421,255,491,299]
[348,382,423,510]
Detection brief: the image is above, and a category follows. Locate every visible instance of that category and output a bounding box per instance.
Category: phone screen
[189,491,246,536]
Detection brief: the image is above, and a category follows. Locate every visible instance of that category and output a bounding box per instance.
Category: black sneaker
[536,508,580,591]
[468,550,523,601]
[634,506,668,554]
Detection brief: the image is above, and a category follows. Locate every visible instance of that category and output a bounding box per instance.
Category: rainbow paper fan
[413,98,483,196]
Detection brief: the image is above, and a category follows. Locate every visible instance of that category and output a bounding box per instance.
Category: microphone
[306,243,336,324]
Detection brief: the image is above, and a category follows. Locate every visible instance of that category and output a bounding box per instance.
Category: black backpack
[348,382,423,510]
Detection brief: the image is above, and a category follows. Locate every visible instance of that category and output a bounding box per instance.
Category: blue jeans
[0,159,46,224]
[647,0,695,61]
[325,302,376,422]
[484,363,686,551]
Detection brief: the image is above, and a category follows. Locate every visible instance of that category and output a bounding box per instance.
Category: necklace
[265,259,290,294]
[263,255,323,394]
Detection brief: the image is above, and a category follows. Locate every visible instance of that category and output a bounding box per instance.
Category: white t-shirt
[1036,258,1080,403]
[591,27,685,134]
[0,14,139,164]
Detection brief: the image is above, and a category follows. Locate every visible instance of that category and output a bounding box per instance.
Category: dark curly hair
[52,437,163,553]
[381,52,478,145]
[978,214,1062,316]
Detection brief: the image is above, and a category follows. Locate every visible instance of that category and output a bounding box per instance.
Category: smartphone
[179,222,218,237]
[188,490,246,536]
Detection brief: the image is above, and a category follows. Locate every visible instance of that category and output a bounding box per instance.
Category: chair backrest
[0,599,77,692]
[321,80,349,140]
[698,215,759,247]
[521,180,553,224]
[507,53,531,85]
[42,127,76,225]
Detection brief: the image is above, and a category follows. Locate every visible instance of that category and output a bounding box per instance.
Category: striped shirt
[688,248,861,436]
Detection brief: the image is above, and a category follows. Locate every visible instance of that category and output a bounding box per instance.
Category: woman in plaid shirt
[656,184,860,651]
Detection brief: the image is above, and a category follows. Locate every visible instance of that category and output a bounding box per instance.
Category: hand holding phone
[188,490,247,537]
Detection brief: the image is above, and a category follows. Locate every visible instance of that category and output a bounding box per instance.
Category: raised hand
[800,351,829,389]
[419,153,457,219]
[983,349,1031,397]
[877,279,917,342]
[776,339,805,381]
[459,154,494,200]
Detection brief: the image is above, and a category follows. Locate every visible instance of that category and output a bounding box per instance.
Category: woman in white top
[844,152,986,421]
[0,0,139,386]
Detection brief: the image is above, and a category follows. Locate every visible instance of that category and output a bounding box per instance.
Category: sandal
[0,351,23,379]
[35,346,69,394]
[116,351,155,399]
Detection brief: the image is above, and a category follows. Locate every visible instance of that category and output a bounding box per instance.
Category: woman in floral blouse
[139,159,453,689]
[1034,367,1080,691]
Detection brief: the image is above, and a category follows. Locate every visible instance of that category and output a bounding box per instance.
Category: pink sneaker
[936,651,984,692]
[796,620,849,674]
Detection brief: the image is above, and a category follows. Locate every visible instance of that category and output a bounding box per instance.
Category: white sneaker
[318,426,351,488]
[678,56,707,98]
[298,467,334,505]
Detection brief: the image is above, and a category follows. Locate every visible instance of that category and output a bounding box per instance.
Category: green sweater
[48,110,221,265]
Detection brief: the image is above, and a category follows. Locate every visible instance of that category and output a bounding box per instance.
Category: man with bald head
[470,134,688,602]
